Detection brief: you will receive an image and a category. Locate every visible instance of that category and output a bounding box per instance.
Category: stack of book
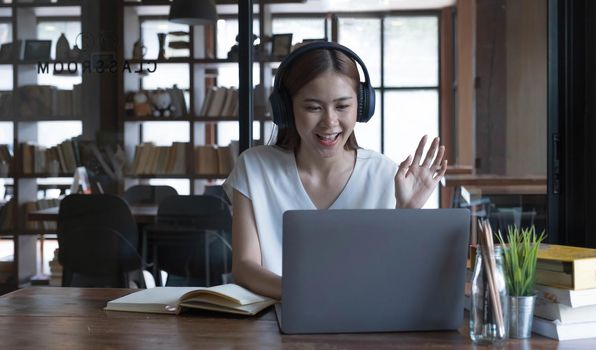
[20,137,82,175]
[15,85,81,118]
[23,198,60,232]
[199,86,239,118]
[531,244,596,341]
[128,142,188,176]
[464,243,596,341]
[194,141,238,176]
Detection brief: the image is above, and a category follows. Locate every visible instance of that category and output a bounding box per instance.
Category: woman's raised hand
[394,135,447,208]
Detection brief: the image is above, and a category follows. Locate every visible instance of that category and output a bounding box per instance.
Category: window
[338,14,440,207]
[37,121,82,148]
[0,20,11,43]
[36,20,82,89]
[272,17,326,45]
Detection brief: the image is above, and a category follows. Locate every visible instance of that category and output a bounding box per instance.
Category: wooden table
[0,287,592,349]
[28,205,158,225]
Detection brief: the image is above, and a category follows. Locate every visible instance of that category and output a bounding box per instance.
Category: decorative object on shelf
[167,31,190,53]
[133,91,152,117]
[150,89,175,117]
[496,223,546,339]
[168,41,190,50]
[69,32,92,61]
[254,35,270,60]
[157,33,166,60]
[132,38,147,60]
[470,220,509,345]
[167,84,186,117]
[227,33,258,60]
[168,0,217,25]
[55,33,70,61]
[23,40,51,61]
[271,33,293,59]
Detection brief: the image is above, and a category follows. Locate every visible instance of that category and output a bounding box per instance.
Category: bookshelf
[118,0,277,195]
[0,0,87,292]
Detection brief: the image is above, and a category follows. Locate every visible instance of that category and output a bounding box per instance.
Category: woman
[223,42,447,299]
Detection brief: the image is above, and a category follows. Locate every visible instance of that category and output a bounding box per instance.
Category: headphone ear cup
[357,82,375,123]
[357,83,368,122]
[269,89,292,128]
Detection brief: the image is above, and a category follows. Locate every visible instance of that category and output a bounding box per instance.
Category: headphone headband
[270,41,376,128]
[273,41,372,94]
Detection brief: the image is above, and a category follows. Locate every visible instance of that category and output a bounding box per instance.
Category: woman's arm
[394,135,448,208]
[231,189,282,300]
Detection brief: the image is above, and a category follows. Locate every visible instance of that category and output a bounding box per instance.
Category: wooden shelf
[125,174,228,179]
[14,115,82,122]
[17,174,73,179]
[124,116,270,122]
[123,0,171,6]
[13,1,81,8]
[124,116,194,122]
[17,59,85,65]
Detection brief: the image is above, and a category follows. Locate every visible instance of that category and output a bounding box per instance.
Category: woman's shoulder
[357,148,397,166]
[239,144,292,163]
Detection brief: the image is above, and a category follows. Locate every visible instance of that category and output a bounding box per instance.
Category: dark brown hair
[274,48,360,152]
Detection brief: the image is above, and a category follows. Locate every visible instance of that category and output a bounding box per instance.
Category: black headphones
[269,41,375,129]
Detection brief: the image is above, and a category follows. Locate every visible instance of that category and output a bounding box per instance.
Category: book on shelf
[24,198,60,231]
[532,316,596,341]
[195,145,218,175]
[220,87,238,117]
[534,295,596,324]
[206,87,228,117]
[535,283,596,308]
[104,283,276,316]
[198,86,238,118]
[535,244,596,290]
[20,138,82,175]
[130,142,188,176]
[0,198,16,231]
[199,86,216,116]
[15,85,79,118]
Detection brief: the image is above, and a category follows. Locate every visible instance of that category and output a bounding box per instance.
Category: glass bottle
[470,246,509,344]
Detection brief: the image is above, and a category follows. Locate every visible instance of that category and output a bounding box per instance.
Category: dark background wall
[550,0,596,247]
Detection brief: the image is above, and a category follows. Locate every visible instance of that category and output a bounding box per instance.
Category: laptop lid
[280,208,470,334]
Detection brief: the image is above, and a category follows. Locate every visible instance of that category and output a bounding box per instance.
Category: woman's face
[292,71,358,159]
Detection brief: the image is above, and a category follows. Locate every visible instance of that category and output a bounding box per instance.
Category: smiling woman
[222,42,447,300]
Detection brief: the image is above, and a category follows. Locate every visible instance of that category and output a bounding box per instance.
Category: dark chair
[143,195,232,287]
[123,185,178,206]
[203,185,231,205]
[492,207,537,235]
[57,194,144,288]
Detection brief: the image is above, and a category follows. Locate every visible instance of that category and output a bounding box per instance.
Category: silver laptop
[277,209,470,334]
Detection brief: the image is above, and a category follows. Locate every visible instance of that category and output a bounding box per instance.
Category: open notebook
[105,284,276,316]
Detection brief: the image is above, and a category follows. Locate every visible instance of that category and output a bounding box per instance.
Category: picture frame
[23,39,51,61]
[271,33,293,59]
[0,41,22,62]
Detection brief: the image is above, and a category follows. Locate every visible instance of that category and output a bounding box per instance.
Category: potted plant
[496,225,546,339]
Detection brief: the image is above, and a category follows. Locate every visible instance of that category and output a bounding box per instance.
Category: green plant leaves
[496,225,546,296]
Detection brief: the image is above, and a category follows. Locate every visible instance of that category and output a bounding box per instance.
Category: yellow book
[536,244,596,290]
[104,284,276,316]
